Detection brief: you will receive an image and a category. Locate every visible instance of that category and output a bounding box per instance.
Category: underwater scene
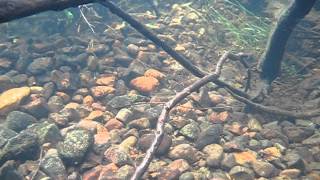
[0,0,320,179]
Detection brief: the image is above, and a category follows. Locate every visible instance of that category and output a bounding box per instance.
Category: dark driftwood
[0,0,95,23]
[258,0,316,84]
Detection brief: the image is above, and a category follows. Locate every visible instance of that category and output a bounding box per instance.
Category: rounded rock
[58,129,93,165]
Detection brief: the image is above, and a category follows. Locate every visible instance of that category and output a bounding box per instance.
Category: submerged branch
[0,0,96,23]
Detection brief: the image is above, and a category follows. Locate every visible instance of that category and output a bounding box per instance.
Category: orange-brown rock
[234,151,257,165]
[90,86,115,98]
[56,91,70,103]
[144,69,166,80]
[85,110,104,121]
[91,103,107,111]
[98,163,119,179]
[96,75,116,86]
[0,87,31,115]
[95,124,110,145]
[105,118,124,131]
[209,111,230,123]
[130,76,159,93]
[83,95,94,106]
[83,165,102,180]
[262,147,281,161]
[77,120,99,131]
[64,102,80,110]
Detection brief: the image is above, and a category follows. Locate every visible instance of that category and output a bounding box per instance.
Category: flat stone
[0,87,30,115]
[282,126,314,143]
[279,169,301,178]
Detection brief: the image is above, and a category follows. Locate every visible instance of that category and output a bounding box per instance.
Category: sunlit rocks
[144,68,165,80]
[130,76,159,93]
[0,87,31,115]
[262,147,282,161]
[95,74,116,86]
[234,151,257,165]
[90,86,115,98]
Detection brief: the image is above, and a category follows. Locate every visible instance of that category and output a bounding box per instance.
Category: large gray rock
[58,129,93,165]
[27,121,62,145]
[195,124,222,149]
[0,131,39,165]
[5,111,37,132]
[0,128,17,148]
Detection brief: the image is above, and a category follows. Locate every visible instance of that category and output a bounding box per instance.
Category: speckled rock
[180,122,200,140]
[116,165,135,180]
[58,129,93,165]
[41,148,67,179]
[27,121,62,145]
[5,111,37,132]
[138,133,172,155]
[168,144,199,163]
[0,128,17,148]
[104,146,132,166]
[48,96,64,113]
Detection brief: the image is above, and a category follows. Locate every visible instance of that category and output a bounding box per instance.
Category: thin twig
[30,147,44,180]
[130,51,230,180]
[79,5,96,33]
